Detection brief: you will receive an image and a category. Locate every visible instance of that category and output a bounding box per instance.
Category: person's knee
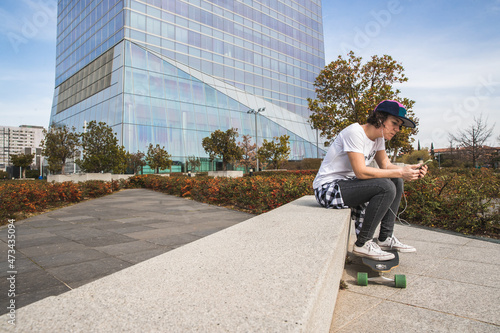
[379,178,397,198]
[392,178,403,192]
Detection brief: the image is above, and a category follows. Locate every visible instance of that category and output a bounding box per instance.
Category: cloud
[0,0,57,54]
[322,23,500,149]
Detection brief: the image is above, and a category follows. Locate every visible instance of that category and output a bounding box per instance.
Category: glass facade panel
[50,0,326,173]
[133,69,149,95]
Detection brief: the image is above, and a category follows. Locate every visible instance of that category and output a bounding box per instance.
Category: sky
[0,0,499,150]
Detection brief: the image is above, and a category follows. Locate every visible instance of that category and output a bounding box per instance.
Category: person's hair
[366,111,389,129]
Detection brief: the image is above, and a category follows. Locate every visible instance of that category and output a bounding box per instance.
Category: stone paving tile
[142,220,189,229]
[389,275,500,326]
[31,249,110,269]
[0,255,40,278]
[190,227,227,238]
[0,188,254,315]
[95,240,164,256]
[110,225,157,234]
[9,268,64,296]
[146,233,202,247]
[124,227,196,240]
[14,230,55,239]
[115,247,174,264]
[50,227,119,241]
[46,257,133,288]
[0,284,71,314]
[332,296,499,333]
[73,234,136,247]
[17,235,71,249]
[57,215,94,222]
[78,220,132,230]
[19,241,88,258]
[16,218,72,229]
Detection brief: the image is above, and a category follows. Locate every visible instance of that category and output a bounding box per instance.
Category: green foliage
[4,169,498,239]
[257,135,291,169]
[42,125,79,175]
[402,168,500,237]
[10,153,34,178]
[128,173,314,214]
[186,155,201,172]
[283,158,322,170]
[113,145,128,174]
[252,170,317,177]
[79,180,113,198]
[0,170,9,179]
[0,179,125,223]
[308,51,418,155]
[400,149,433,166]
[237,134,257,172]
[78,121,127,173]
[202,128,243,171]
[25,169,41,179]
[127,151,146,175]
[145,144,172,173]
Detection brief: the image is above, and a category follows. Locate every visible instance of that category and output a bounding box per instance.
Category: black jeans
[337,178,403,246]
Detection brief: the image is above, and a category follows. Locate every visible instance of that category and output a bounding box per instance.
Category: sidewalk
[331,223,500,332]
[1,189,499,332]
[0,189,254,315]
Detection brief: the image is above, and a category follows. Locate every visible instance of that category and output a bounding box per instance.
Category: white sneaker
[353,240,395,261]
[376,235,416,253]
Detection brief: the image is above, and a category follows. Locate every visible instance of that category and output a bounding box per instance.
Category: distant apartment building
[0,125,45,171]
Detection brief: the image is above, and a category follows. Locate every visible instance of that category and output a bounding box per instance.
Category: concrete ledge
[208,170,244,178]
[47,173,134,183]
[3,196,350,332]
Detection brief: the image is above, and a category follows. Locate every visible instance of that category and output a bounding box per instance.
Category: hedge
[402,168,499,237]
[2,169,498,239]
[0,180,122,223]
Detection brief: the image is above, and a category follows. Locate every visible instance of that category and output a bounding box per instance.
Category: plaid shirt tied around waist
[314,181,367,235]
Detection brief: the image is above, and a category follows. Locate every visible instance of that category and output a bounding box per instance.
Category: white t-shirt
[313,123,385,189]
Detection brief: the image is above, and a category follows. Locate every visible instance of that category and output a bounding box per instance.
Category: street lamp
[247,107,265,172]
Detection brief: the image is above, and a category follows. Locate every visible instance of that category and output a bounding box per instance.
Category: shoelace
[367,241,383,253]
[390,236,403,247]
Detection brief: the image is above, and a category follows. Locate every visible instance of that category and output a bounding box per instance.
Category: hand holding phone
[419,159,432,169]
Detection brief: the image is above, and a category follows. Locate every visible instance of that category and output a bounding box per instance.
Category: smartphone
[419,159,433,169]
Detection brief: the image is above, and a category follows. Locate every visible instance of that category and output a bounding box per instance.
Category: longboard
[357,250,406,288]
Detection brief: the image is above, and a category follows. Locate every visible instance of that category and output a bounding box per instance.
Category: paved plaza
[0,189,254,314]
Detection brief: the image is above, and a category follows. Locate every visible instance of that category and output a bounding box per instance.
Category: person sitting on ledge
[313,100,428,261]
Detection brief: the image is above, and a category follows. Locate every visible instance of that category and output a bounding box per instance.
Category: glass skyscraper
[50,0,325,172]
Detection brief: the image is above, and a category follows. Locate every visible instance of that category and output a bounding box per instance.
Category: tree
[308,51,418,158]
[127,151,146,175]
[257,135,291,170]
[449,114,494,167]
[237,134,257,173]
[0,170,9,179]
[145,144,172,174]
[186,155,201,172]
[400,149,431,165]
[202,128,243,171]
[41,125,79,175]
[78,121,128,173]
[10,153,34,178]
